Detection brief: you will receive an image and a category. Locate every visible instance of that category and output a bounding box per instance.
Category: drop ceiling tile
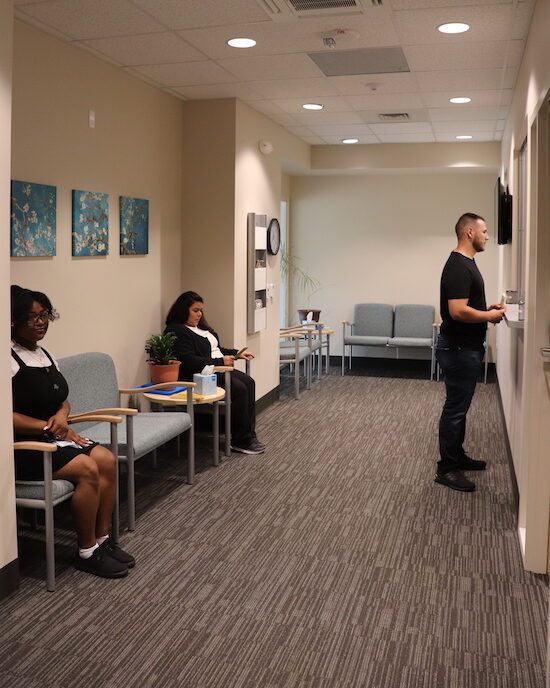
[369,121,433,134]
[249,78,341,99]
[422,90,513,108]
[17,0,166,40]
[493,132,504,141]
[429,106,504,121]
[432,120,497,133]
[131,61,238,88]
[390,0,516,8]
[172,83,263,100]
[416,68,518,92]
[329,72,417,96]
[377,133,436,143]
[132,0,270,30]
[495,119,506,132]
[218,54,322,81]
[179,12,399,60]
[405,40,525,72]
[394,4,532,44]
[80,32,204,66]
[245,100,287,116]
[346,92,425,110]
[301,135,325,145]
[285,125,316,137]
[291,111,365,125]
[321,135,379,144]
[270,113,301,126]
[272,96,354,114]
[307,124,374,136]
[435,132,495,142]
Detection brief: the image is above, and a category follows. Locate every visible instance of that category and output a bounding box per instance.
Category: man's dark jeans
[436,335,484,474]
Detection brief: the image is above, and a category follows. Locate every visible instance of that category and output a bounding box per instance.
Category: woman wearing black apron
[11,285,135,579]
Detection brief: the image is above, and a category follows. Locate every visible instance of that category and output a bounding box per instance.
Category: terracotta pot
[297,309,321,323]
[149,360,180,384]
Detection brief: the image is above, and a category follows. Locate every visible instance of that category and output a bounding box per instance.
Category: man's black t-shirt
[440,251,487,349]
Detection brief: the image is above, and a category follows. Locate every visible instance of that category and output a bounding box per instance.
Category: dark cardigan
[164,323,237,380]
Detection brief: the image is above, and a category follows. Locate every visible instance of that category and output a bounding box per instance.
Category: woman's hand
[239,352,255,360]
[63,428,94,447]
[44,409,70,440]
[223,355,235,366]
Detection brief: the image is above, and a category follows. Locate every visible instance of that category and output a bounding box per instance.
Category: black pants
[436,335,484,474]
[216,369,256,445]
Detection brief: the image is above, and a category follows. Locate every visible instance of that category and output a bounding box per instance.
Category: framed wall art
[119,196,149,255]
[10,180,56,257]
[72,189,109,256]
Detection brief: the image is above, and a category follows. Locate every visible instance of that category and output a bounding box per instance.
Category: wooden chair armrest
[119,381,196,394]
[213,366,234,372]
[280,331,307,339]
[75,407,139,416]
[68,414,122,424]
[14,441,57,452]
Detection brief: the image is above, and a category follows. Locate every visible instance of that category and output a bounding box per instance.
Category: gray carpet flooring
[1,372,547,687]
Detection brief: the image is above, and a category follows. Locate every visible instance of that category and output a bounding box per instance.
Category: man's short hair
[455,212,485,238]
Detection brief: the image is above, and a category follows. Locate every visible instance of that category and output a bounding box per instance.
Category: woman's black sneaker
[100,538,136,568]
[74,547,128,578]
[231,439,265,454]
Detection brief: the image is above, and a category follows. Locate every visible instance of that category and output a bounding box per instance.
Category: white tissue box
[193,373,217,396]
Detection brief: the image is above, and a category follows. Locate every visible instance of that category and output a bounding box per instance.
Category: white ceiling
[14,0,535,146]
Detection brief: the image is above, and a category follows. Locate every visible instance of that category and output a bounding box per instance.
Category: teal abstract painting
[72,190,109,256]
[120,196,149,255]
[10,180,56,257]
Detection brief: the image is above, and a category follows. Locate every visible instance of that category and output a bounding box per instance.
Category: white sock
[97,534,109,546]
[79,543,99,559]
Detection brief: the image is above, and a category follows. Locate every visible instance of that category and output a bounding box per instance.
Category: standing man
[435,213,505,492]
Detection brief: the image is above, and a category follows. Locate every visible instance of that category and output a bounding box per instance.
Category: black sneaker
[100,538,135,568]
[74,547,128,579]
[231,439,265,455]
[457,455,487,471]
[434,469,475,492]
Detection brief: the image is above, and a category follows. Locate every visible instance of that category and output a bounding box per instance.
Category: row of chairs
[279,325,333,399]
[14,352,199,591]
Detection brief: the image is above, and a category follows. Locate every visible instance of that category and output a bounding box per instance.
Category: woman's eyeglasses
[26,311,54,325]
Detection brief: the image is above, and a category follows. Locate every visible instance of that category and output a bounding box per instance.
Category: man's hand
[487,308,505,323]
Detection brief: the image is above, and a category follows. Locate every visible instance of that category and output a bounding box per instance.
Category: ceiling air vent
[378,113,410,121]
[288,0,358,10]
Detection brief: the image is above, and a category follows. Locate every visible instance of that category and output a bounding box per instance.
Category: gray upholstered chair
[14,411,121,591]
[387,304,437,380]
[58,352,194,532]
[341,303,394,374]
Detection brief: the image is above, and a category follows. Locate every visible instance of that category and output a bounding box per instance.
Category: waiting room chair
[341,303,393,375]
[387,304,437,380]
[279,328,313,399]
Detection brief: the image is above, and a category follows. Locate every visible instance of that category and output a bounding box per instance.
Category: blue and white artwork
[120,196,149,255]
[72,190,109,256]
[10,180,56,257]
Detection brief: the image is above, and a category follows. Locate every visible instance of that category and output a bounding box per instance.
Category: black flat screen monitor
[496,176,512,245]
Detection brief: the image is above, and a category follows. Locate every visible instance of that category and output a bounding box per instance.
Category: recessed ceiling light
[438,22,470,34]
[303,103,324,111]
[450,97,472,104]
[342,138,359,144]
[456,135,473,140]
[227,37,256,48]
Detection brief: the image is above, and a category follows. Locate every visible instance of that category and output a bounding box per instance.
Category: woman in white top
[164,290,265,455]
[11,285,134,579]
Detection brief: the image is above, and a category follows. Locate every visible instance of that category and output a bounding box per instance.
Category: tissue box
[193,373,217,396]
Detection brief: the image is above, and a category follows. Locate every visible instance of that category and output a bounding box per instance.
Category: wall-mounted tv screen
[496,176,512,245]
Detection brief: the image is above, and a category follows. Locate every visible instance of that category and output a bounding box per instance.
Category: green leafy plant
[280,246,321,307]
[145,332,177,365]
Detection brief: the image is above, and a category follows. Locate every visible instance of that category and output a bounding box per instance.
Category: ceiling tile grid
[13,0,536,146]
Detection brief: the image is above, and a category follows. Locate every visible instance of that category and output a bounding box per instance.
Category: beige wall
[289,171,499,357]
[10,20,184,387]
[1,0,16,578]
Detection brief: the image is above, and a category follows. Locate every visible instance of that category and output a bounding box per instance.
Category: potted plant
[145,332,180,383]
[281,248,322,322]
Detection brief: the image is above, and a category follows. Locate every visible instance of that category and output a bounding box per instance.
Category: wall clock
[267,217,281,255]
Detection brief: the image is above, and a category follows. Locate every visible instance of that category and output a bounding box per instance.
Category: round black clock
[267,218,281,255]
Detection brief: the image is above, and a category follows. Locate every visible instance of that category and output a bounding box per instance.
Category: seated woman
[11,285,135,579]
[164,290,265,455]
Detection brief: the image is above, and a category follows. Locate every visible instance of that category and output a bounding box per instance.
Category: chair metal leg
[110,424,120,543]
[126,416,136,531]
[213,401,220,466]
[224,371,231,457]
[152,448,157,469]
[349,345,352,371]
[43,451,55,592]
[186,386,195,484]
[294,340,300,400]
[326,335,331,375]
